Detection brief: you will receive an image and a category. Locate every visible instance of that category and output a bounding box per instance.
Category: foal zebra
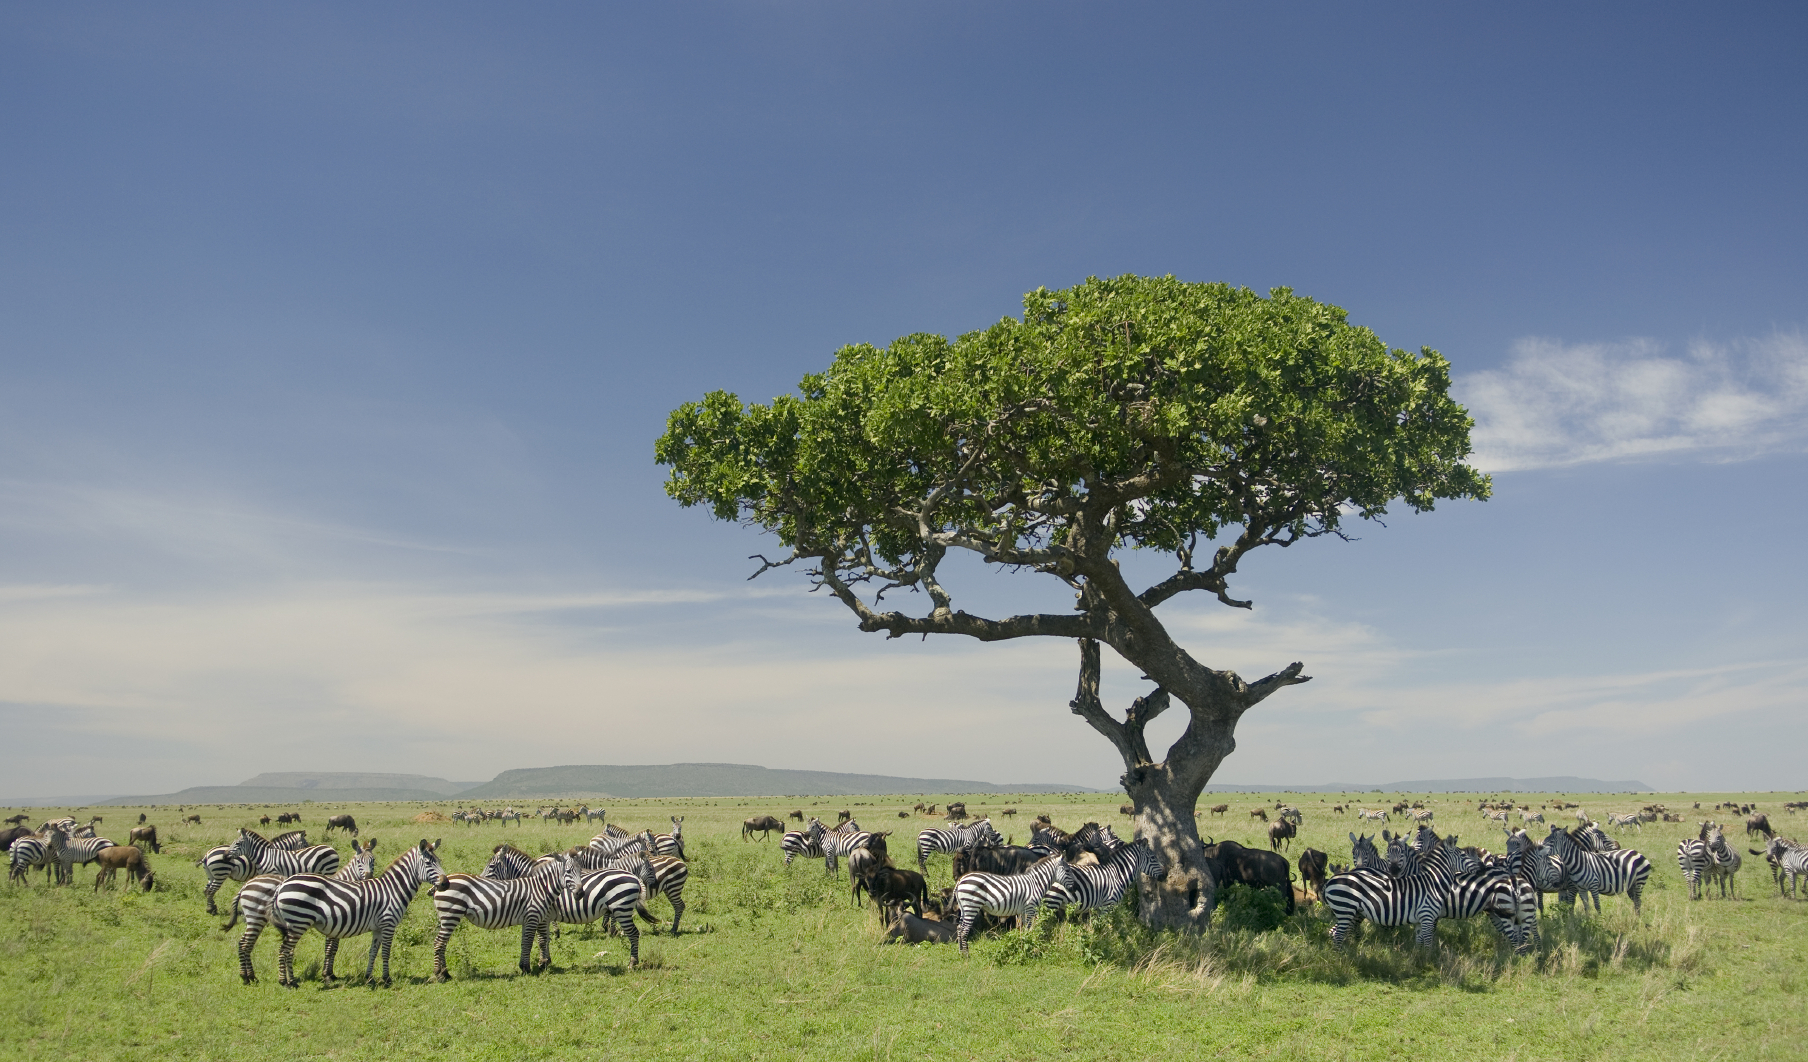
[270,839,445,987]
[228,840,379,984]
[917,819,1003,873]
[953,851,1071,956]
[1324,826,1455,950]
[432,851,580,980]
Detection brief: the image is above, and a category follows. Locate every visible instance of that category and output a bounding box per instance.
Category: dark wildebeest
[324,814,358,837]
[837,809,852,823]
[1268,819,1297,852]
[260,815,271,826]
[882,906,957,944]
[1118,804,1135,817]
[0,826,31,851]
[952,845,1044,880]
[742,815,785,841]
[184,814,201,825]
[1201,838,1295,914]
[897,811,909,818]
[1297,848,1328,901]
[788,809,805,822]
[859,866,928,917]
[1002,807,1017,819]
[138,813,147,824]
[92,846,154,892]
[277,812,300,825]
[1209,804,1229,817]
[4,814,29,827]
[127,825,160,854]
[1250,808,1268,822]
[1748,814,1774,838]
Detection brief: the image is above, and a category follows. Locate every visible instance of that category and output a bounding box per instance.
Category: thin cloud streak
[1459,332,1808,471]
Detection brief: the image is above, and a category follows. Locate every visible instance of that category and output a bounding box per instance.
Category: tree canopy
[656,274,1489,645]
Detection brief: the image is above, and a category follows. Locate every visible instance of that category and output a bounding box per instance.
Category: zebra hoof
[431,972,449,983]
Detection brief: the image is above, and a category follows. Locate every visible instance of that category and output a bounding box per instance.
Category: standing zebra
[917,819,1003,873]
[270,839,445,987]
[1356,809,1389,824]
[431,851,580,980]
[1444,835,1539,953]
[953,851,1072,956]
[543,854,656,968]
[1677,834,1710,901]
[1704,823,1741,900]
[652,816,685,859]
[589,829,656,860]
[1537,824,1651,914]
[8,835,55,884]
[781,819,828,867]
[1752,835,1808,899]
[229,828,342,882]
[44,828,116,886]
[227,840,379,984]
[1042,837,1164,914]
[1323,826,1455,950]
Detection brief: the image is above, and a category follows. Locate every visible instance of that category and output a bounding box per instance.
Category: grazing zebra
[953,852,1072,956]
[1704,824,1741,900]
[1483,809,1510,824]
[1752,836,1808,899]
[270,839,446,987]
[8,836,55,884]
[1537,825,1652,914]
[1409,809,1435,824]
[1519,810,1543,825]
[585,807,607,823]
[1678,834,1711,901]
[1279,807,1304,826]
[917,819,1003,873]
[227,840,379,984]
[431,852,580,980]
[44,828,117,886]
[1323,826,1454,950]
[1042,837,1164,913]
[544,856,657,968]
[1605,812,1642,830]
[229,829,342,882]
[198,845,258,913]
[1356,809,1389,824]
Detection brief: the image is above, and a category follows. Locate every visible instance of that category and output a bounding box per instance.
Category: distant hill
[237,772,479,796]
[458,763,1101,799]
[1204,776,1653,794]
[99,785,458,805]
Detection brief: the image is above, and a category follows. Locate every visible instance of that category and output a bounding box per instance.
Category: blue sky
[1,4,1803,796]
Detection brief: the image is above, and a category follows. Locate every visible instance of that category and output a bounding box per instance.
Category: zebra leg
[1328,914,1356,950]
[667,891,685,936]
[1415,913,1438,950]
[238,925,261,984]
[432,917,457,982]
[366,921,391,986]
[956,911,975,956]
[517,919,536,975]
[277,928,306,987]
[615,909,641,968]
[533,914,553,970]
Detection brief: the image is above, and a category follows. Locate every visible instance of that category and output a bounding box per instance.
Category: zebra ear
[1349,832,1357,845]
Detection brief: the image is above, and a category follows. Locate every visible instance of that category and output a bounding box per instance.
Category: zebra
[1677,834,1710,901]
[227,840,379,984]
[8,835,56,884]
[198,845,258,913]
[1752,836,1808,899]
[431,851,580,980]
[1537,824,1651,914]
[1323,825,1455,950]
[1356,809,1389,824]
[1519,810,1543,825]
[266,829,310,849]
[953,851,1072,956]
[1605,812,1642,830]
[552,846,688,936]
[1575,822,1620,852]
[917,819,1003,873]
[1704,823,1741,900]
[1444,835,1539,953]
[588,829,656,860]
[781,819,829,867]
[1409,809,1435,824]
[229,828,342,882]
[269,839,446,987]
[1347,832,1387,872]
[1042,837,1164,914]
[543,855,657,968]
[44,828,116,886]
[1279,807,1304,826]
[652,816,685,859]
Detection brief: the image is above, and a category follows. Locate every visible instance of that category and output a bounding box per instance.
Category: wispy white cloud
[1459,332,1808,471]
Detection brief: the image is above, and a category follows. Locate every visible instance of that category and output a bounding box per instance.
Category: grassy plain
[2,790,1805,1061]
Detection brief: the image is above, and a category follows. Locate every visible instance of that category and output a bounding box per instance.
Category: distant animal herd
[4,794,1804,986]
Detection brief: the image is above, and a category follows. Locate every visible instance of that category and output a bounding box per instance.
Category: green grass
[2,790,1804,1060]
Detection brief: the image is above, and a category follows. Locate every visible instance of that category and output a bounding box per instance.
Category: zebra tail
[635,902,660,926]
[221,897,242,932]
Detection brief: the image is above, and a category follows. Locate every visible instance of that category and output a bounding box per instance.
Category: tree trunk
[1068,637,1305,931]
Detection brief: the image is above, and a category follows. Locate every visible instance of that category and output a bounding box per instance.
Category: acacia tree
[656,275,1489,930]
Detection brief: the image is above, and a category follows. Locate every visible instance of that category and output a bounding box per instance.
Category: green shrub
[1212,882,1289,933]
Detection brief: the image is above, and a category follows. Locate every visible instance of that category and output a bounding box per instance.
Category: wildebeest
[1200,838,1294,914]
[127,825,160,853]
[324,814,358,837]
[882,907,957,944]
[1118,805,1135,817]
[260,815,271,826]
[1268,819,1297,851]
[897,811,910,818]
[1250,808,1268,822]
[859,865,928,917]
[0,826,32,852]
[3,814,28,827]
[788,809,805,821]
[184,814,201,825]
[1209,804,1229,817]
[1296,848,1328,901]
[1001,807,1017,819]
[1748,814,1774,838]
[276,812,300,825]
[92,846,154,892]
[742,815,785,841]
[952,844,1044,879]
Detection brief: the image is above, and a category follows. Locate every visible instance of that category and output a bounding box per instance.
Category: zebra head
[343,839,379,881]
[1128,838,1166,881]
[1348,832,1383,870]
[554,851,581,900]
[408,838,446,891]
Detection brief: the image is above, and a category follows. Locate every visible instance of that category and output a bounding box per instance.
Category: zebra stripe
[1704,824,1741,900]
[1753,836,1808,899]
[917,819,1003,873]
[1536,825,1651,914]
[229,841,378,984]
[546,866,652,968]
[1446,839,1539,952]
[1042,838,1163,913]
[432,852,580,980]
[44,829,117,886]
[953,852,1071,956]
[199,846,257,914]
[651,816,685,860]
[1677,839,1710,900]
[270,840,446,987]
[8,836,56,884]
[230,829,342,880]
[1324,826,1455,950]
[588,830,656,859]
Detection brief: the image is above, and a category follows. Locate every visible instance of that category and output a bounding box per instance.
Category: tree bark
[1068,637,1307,931]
